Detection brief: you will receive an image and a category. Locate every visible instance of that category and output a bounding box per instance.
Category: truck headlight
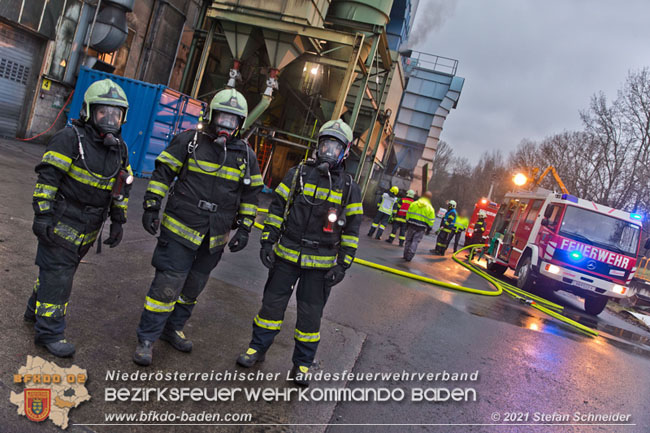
[612,285,626,295]
[545,264,560,274]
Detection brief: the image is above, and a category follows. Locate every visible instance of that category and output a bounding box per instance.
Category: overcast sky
[409,0,650,164]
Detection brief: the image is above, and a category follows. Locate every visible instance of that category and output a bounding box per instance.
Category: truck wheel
[584,296,608,316]
[516,256,535,292]
[487,261,507,276]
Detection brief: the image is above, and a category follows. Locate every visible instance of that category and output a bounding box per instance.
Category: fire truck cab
[467,198,499,243]
[485,187,642,315]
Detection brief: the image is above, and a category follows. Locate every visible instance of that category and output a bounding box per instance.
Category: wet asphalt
[1,138,649,433]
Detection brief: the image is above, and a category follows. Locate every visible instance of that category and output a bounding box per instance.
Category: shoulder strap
[281,163,303,227]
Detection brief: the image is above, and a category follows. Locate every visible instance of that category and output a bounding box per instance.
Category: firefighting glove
[260,243,275,269]
[103,223,123,248]
[228,228,249,252]
[426,227,432,235]
[32,214,54,245]
[324,264,346,287]
[142,209,160,235]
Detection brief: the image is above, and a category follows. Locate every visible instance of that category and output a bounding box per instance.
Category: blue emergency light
[561,194,579,203]
[569,251,583,261]
[630,213,642,220]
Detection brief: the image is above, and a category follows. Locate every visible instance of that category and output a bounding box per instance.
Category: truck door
[509,199,543,268]
[497,199,529,263]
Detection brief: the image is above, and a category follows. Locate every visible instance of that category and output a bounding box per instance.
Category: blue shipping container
[68,67,206,177]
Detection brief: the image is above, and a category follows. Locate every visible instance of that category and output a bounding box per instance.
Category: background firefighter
[133,88,263,366]
[236,119,362,387]
[470,210,487,244]
[386,189,416,246]
[367,186,399,240]
[432,200,458,255]
[403,191,436,261]
[24,79,132,357]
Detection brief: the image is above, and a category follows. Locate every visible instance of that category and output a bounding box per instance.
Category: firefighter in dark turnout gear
[25,79,132,357]
[432,200,457,255]
[133,88,262,366]
[471,210,487,244]
[236,120,362,386]
[386,189,415,246]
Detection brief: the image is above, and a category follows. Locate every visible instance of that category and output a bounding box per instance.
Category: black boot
[23,307,35,323]
[133,340,153,366]
[236,348,266,368]
[399,240,404,247]
[375,229,384,240]
[385,237,394,243]
[160,329,192,352]
[289,365,310,387]
[37,339,75,358]
[367,227,376,237]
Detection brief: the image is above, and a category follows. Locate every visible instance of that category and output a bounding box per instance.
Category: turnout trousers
[435,227,453,254]
[136,232,223,342]
[368,212,391,239]
[248,258,331,368]
[26,240,92,344]
[452,231,464,252]
[388,220,407,245]
[403,224,426,261]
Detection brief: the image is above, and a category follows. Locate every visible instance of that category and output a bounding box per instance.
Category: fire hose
[253,210,598,337]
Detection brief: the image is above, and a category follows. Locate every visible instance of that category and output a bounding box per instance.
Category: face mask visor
[92,105,124,134]
[211,111,241,135]
[317,137,344,165]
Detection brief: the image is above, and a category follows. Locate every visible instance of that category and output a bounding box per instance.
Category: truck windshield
[559,206,640,256]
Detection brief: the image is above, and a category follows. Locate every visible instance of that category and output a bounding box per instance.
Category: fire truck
[485,187,642,315]
[466,198,499,243]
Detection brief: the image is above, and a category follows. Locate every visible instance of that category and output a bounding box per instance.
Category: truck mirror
[544,205,554,219]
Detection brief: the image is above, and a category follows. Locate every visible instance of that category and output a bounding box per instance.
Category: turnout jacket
[261,162,363,269]
[33,122,131,251]
[144,129,263,253]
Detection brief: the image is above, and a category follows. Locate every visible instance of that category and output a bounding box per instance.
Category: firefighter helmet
[390,186,399,195]
[406,189,415,198]
[448,200,457,209]
[317,119,353,166]
[206,88,248,125]
[478,210,487,218]
[81,79,129,125]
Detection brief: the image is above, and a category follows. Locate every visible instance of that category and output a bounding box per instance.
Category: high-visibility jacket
[454,216,470,233]
[440,209,457,231]
[393,197,414,222]
[377,192,398,215]
[406,197,436,229]
[144,129,263,253]
[261,161,363,269]
[33,122,131,251]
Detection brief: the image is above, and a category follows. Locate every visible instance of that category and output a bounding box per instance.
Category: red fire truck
[466,198,499,243]
[485,187,642,315]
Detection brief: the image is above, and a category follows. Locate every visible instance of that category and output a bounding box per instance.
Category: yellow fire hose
[253,209,598,336]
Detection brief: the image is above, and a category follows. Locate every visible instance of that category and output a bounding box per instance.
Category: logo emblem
[587,260,597,271]
[25,389,50,422]
[230,97,238,107]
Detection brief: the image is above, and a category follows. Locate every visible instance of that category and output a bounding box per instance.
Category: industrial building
[0,0,464,206]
